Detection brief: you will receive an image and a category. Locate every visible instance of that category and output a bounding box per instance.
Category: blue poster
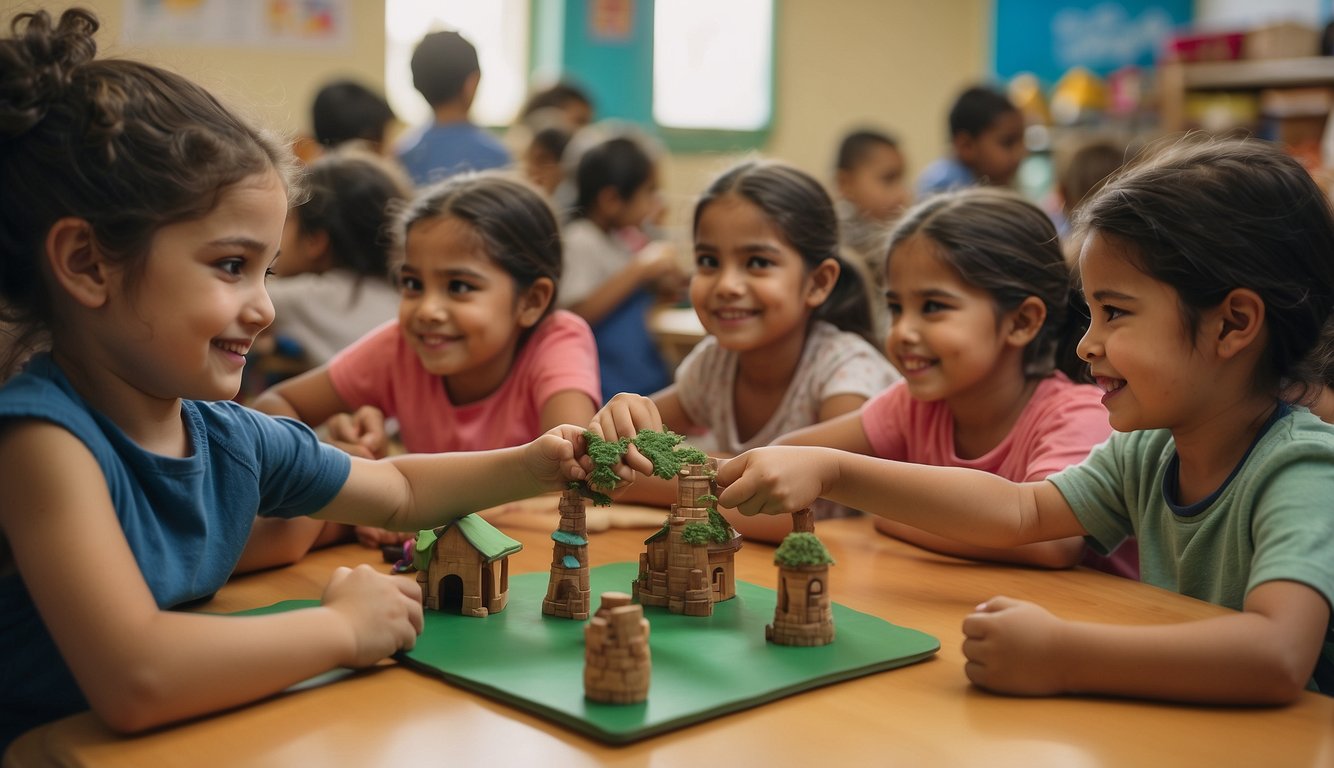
[993,0,1192,84]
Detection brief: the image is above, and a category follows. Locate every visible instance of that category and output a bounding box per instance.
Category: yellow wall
[4,1,986,208]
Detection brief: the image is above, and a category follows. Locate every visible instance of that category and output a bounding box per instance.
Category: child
[0,8,586,749]
[834,128,910,274]
[522,121,572,199]
[263,150,409,368]
[916,85,1027,197]
[519,80,595,130]
[559,134,682,402]
[311,79,398,155]
[597,161,899,542]
[775,188,1135,577]
[716,139,1334,703]
[396,30,510,186]
[1051,136,1127,243]
[250,172,600,553]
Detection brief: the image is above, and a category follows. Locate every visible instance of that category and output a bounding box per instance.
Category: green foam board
[244,561,938,744]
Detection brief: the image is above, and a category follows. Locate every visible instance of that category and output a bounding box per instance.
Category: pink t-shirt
[861,372,1138,578]
[327,310,601,453]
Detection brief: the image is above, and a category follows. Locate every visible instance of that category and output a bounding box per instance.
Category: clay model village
[408,428,836,705]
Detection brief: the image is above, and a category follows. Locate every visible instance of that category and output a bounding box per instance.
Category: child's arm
[252,367,385,457]
[962,581,1328,703]
[0,421,422,734]
[716,446,1085,546]
[775,413,1086,569]
[568,242,680,326]
[539,389,598,433]
[313,427,586,532]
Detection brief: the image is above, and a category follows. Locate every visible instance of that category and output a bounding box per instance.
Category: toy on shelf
[414,514,522,617]
[632,458,742,617]
[542,487,592,620]
[766,508,835,646]
[584,591,651,704]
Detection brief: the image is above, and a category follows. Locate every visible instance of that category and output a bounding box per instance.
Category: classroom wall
[2,0,985,213]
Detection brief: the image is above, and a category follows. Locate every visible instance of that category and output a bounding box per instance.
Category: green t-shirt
[1048,406,1334,693]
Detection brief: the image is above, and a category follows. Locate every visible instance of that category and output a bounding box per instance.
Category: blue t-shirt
[916,156,977,197]
[0,355,351,749]
[593,288,671,401]
[396,121,511,187]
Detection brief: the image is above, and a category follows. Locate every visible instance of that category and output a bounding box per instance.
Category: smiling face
[883,235,1019,407]
[98,169,286,402]
[1075,232,1206,433]
[396,215,541,403]
[838,142,909,222]
[690,194,832,356]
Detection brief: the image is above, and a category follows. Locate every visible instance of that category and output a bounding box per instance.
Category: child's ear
[804,258,841,308]
[1213,288,1265,359]
[45,217,111,309]
[1004,296,1048,346]
[953,132,977,165]
[516,277,555,328]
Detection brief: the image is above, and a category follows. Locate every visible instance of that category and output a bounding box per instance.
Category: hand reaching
[715,446,834,516]
[325,406,389,459]
[587,393,662,481]
[523,425,588,491]
[321,564,423,668]
[961,596,1068,696]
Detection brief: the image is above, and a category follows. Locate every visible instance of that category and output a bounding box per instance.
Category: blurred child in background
[559,133,683,402]
[917,85,1027,196]
[834,128,910,274]
[261,150,409,370]
[396,30,509,186]
[311,79,398,155]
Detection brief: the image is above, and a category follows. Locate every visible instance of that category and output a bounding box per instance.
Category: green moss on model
[774,532,835,567]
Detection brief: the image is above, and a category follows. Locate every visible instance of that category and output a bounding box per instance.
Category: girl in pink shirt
[778,188,1136,577]
[247,173,600,563]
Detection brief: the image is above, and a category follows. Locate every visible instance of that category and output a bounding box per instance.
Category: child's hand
[524,426,588,490]
[325,406,389,459]
[961,596,1068,696]
[715,446,833,516]
[633,241,683,284]
[588,393,662,480]
[320,564,423,668]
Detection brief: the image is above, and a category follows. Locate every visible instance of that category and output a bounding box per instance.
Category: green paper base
[246,562,938,744]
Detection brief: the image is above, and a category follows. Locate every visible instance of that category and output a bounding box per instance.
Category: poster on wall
[121,0,349,49]
[993,0,1192,84]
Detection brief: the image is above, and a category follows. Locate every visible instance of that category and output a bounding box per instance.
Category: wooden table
[8,500,1333,767]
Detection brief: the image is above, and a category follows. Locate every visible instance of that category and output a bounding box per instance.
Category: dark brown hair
[0,8,297,377]
[888,188,1085,380]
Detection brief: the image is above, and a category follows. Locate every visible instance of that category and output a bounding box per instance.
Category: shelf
[1176,57,1334,90]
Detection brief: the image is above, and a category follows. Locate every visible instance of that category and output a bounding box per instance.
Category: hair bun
[0,8,99,139]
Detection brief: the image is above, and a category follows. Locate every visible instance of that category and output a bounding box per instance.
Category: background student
[310,78,399,156]
[260,150,409,371]
[596,160,898,542]
[558,133,683,402]
[777,187,1134,577]
[916,84,1027,196]
[716,139,1334,704]
[0,8,586,750]
[395,30,510,186]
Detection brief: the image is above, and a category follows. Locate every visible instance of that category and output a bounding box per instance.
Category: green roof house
[415,514,523,618]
